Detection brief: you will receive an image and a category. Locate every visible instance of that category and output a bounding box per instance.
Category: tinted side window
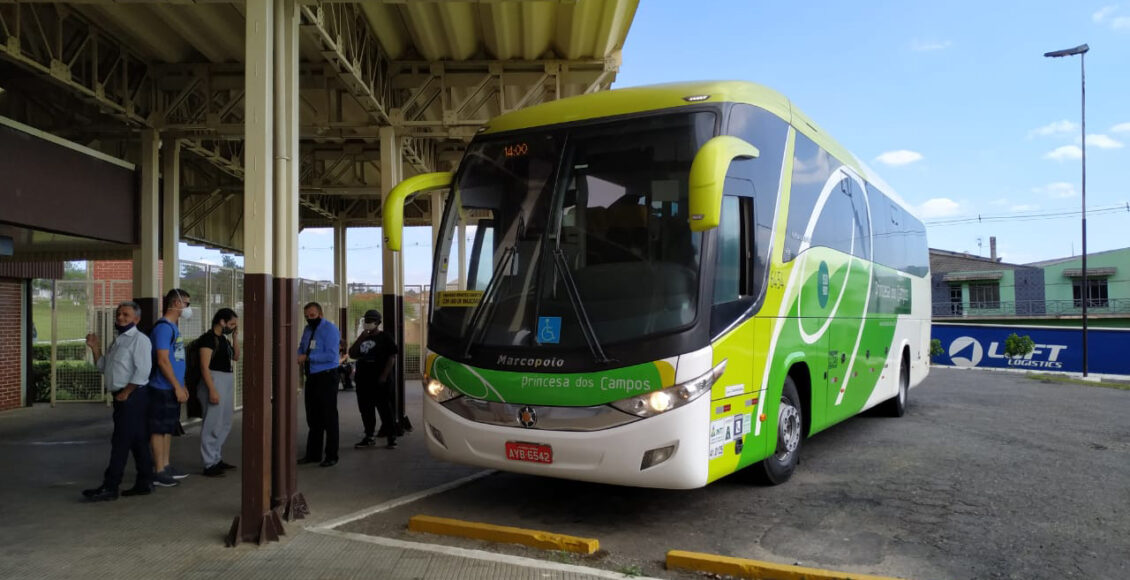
[866,182,929,276]
[725,104,788,289]
[784,133,837,262]
[810,176,854,256]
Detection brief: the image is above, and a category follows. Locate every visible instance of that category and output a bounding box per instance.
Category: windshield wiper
[552,248,612,364]
[461,245,516,359]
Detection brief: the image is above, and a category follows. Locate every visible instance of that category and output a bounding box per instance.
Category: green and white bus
[384,81,930,489]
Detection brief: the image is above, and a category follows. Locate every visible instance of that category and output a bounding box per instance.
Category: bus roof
[481,80,916,217]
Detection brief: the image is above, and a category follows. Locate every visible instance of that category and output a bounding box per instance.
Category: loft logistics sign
[931,324,1130,375]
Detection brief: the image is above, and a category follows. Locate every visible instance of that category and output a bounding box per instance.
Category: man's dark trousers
[104,387,154,490]
[303,370,339,461]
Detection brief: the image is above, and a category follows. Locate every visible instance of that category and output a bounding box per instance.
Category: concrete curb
[409,515,600,554]
[666,550,902,580]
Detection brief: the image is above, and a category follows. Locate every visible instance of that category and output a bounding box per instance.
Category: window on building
[1073,278,1109,308]
[968,283,1000,310]
[948,285,963,315]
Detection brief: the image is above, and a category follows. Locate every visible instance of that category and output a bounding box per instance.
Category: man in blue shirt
[148,288,192,487]
[297,302,342,467]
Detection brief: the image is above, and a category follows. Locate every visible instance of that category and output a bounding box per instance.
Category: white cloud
[1044,145,1082,161]
[911,39,952,51]
[1032,182,1077,198]
[1028,120,1078,138]
[1093,5,1118,22]
[1093,4,1130,29]
[1111,122,1130,133]
[1010,204,1040,212]
[875,150,924,166]
[1081,134,1125,149]
[917,198,961,218]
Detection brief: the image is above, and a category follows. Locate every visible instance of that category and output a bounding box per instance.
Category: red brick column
[0,278,24,411]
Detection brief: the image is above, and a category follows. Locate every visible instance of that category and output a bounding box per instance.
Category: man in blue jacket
[297,302,342,467]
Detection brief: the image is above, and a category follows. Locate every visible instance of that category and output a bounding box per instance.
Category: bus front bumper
[421,393,711,489]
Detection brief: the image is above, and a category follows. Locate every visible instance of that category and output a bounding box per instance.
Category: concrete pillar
[379,126,407,429]
[270,0,305,524]
[162,138,181,298]
[334,220,348,340]
[133,129,160,330]
[228,0,281,547]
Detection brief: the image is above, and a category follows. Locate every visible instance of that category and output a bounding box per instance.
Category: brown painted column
[380,126,408,432]
[227,0,281,547]
[271,0,305,523]
[133,129,160,332]
[334,220,349,342]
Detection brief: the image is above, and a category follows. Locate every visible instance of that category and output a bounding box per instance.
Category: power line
[925,202,1129,227]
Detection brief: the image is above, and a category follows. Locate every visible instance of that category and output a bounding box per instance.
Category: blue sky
[183,1,1130,282]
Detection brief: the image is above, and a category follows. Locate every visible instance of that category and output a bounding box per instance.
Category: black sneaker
[82,485,113,499]
[153,472,179,487]
[354,437,376,449]
[164,465,189,480]
[216,460,237,470]
[121,484,154,497]
[84,487,119,502]
[202,464,226,477]
[386,438,398,449]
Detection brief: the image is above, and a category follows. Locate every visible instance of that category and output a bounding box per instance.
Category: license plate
[505,441,553,464]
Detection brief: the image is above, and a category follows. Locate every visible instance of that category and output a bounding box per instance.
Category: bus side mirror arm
[688,136,759,232]
[382,172,455,251]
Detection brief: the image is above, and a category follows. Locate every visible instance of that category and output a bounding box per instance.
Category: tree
[1004,333,1036,359]
[221,254,240,269]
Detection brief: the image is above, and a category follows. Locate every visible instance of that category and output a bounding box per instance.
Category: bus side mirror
[688,136,759,232]
[382,172,454,251]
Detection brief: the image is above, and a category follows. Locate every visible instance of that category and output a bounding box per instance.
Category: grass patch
[616,564,643,577]
[1025,373,1130,391]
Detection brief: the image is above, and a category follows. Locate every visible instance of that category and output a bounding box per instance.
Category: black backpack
[183,333,218,419]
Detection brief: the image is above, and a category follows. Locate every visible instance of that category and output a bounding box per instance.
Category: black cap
[363,309,382,322]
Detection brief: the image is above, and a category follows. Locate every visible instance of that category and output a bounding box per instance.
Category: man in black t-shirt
[348,310,399,449]
[198,308,240,476]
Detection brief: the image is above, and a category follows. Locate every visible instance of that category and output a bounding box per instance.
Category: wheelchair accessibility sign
[537,316,562,344]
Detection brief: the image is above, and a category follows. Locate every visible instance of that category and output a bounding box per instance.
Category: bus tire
[880,354,910,417]
[753,376,803,485]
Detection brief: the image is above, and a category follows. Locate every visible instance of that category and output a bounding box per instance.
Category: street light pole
[1044,43,1089,377]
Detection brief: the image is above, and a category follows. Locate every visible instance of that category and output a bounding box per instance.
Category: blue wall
[932,323,1130,375]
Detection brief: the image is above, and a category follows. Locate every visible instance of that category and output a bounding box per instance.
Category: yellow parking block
[667,550,903,580]
[408,515,599,554]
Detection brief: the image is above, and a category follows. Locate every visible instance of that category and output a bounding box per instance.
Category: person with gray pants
[198,308,240,477]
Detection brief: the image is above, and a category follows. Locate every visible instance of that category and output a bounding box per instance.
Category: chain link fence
[345,284,428,378]
[31,261,371,407]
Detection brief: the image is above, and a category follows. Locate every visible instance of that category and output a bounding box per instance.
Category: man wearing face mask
[148,288,192,488]
[82,301,154,501]
[349,310,399,449]
[297,302,342,467]
[198,308,240,477]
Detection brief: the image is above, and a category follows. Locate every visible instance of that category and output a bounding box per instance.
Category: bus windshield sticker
[437,291,483,308]
[537,316,562,344]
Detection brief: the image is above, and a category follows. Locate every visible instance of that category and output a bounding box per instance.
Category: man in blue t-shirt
[297,302,342,467]
[148,288,192,487]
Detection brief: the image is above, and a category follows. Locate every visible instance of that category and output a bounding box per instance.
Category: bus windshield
[432,111,716,355]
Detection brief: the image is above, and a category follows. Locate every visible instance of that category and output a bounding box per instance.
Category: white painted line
[310,527,665,580]
[310,470,495,531]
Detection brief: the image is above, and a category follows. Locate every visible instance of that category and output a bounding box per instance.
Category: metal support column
[334,220,349,338]
[134,129,161,330]
[162,138,182,297]
[380,126,408,432]
[228,0,281,547]
[272,0,305,524]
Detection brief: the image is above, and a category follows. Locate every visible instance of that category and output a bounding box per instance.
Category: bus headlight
[610,360,726,418]
[424,377,462,403]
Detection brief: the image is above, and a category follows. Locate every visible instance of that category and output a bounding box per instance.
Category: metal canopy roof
[0,0,638,256]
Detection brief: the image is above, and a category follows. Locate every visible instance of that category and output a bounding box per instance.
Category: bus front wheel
[753,376,803,485]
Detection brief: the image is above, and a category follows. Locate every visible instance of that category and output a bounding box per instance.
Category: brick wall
[0,279,24,411]
[92,260,164,307]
